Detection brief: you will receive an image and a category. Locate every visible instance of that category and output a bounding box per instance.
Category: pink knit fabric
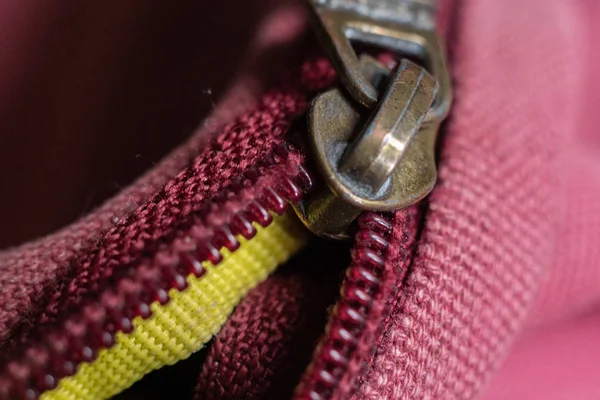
[481,312,600,400]
[353,0,600,398]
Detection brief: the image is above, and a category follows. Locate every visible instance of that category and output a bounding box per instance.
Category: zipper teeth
[0,144,313,400]
[295,212,393,400]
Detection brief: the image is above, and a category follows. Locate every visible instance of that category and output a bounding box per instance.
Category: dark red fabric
[0,89,300,354]
[194,208,420,400]
[0,1,312,354]
[0,64,342,370]
[2,0,600,399]
[195,241,347,399]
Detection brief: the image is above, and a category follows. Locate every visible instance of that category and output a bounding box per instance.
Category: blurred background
[0,0,296,248]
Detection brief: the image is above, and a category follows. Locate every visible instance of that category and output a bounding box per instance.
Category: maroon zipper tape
[0,58,336,399]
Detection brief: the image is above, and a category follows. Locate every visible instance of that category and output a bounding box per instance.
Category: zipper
[294,0,452,398]
[294,211,395,400]
[293,0,451,239]
[0,84,328,399]
[0,0,451,399]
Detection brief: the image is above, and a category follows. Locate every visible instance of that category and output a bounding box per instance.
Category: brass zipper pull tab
[293,0,452,239]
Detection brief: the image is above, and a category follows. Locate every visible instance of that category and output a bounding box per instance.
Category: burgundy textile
[0,58,337,367]
[1,0,600,399]
[195,242,346,400]
[0,1,310,352]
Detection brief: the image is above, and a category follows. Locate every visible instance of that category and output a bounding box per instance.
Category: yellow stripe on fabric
[42,212,307,400]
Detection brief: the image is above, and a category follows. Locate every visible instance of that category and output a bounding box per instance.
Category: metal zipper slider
[293,0,452,238]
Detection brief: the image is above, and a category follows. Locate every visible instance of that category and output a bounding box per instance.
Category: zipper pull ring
[308,0,451,117]
[293,0,452,239]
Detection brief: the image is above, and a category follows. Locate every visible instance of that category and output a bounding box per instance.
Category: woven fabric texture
[1,0,600,399]
[0,2,310,351]
[194,0,600,399]
[0,86,304,358]
[194,239,347,400]
[0,59,336,368]
[353,0,600,398]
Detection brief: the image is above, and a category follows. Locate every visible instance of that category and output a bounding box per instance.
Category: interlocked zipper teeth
[0,144,314,400]
[294,212,393,400]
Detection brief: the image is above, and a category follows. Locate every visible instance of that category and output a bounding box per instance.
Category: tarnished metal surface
[339,60,437,193]
[308,0,450,112]
[313,0,436,29]
[295,0,452,238]
[293,57,440,238]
